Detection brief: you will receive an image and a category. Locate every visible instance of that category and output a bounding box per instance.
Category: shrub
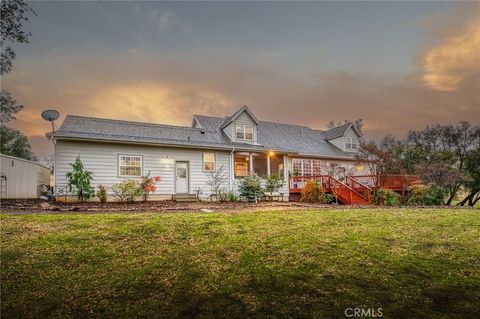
[227,191,239,202]
[96,185,107,203]
[139,172,161,201]
[300,180,326,203]
[423,184,447,205]
[237,174,264,202]
[408,184,446,206]
[66,156,94,202]
[264,173,285,193]
[325,193,336,204]
[373,188,400,206]
[111,180,142,203]
[217,189,239,202]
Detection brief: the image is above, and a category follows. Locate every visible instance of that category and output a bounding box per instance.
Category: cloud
[422,19,480,91]
[149,9,175,32]
[3,8,480,161]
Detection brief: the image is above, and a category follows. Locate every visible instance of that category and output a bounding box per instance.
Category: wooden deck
[289,174,421,204]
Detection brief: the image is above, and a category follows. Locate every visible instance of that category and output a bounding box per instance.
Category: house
[52,105,371,203]
[0,154,51,199]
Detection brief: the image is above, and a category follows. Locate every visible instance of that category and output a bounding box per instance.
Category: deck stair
[172,194,199,202]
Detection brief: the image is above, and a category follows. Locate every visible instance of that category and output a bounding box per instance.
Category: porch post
[229,151,234,191]
[249,152,253,174]
[267,153,271,176]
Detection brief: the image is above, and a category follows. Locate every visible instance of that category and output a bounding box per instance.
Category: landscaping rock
[39,202,50,209]
[200,208,214,213]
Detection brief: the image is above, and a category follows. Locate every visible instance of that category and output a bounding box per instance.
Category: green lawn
[1,209,479,319]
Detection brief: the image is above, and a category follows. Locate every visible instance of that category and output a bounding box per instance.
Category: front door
[175,161,189,194]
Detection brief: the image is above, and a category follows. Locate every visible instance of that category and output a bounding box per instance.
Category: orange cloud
[422,22,480,91]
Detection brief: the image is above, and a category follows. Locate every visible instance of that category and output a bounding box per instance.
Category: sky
[3,1,480,160]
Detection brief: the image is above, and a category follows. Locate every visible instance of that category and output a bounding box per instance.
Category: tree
[1,0,36,161]
[205,165,228,199]
[0,90,23,123]
[458,149,480,207]
[327,118,364,135]
[406,122,480,205]
[0,125,36,160]
[1,0,36,74]
[264,172,285,193]
[66,157,95,202]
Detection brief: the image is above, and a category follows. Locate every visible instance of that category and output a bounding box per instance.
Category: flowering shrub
[140,172,161,201]
[111,180,142,203]
[96,185,107,203]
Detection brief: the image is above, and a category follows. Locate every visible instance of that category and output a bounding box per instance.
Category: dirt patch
[1,199,472,214]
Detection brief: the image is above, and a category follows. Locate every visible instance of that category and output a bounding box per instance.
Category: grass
[1,208,479,319]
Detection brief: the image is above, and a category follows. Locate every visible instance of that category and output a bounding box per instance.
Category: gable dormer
[220,106,259,144]
[323,122,362,152]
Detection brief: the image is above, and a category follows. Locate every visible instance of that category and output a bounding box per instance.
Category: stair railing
[346,176,372,202]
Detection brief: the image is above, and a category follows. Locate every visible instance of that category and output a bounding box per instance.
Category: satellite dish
[41,109,60,122]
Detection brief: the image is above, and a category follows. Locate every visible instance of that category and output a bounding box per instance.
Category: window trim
[235,124,254,141]
[202,151,216,172]
[118,154,143,177]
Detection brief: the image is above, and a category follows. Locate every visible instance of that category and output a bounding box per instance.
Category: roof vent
[187,136,191,141]
[200,129,206,134]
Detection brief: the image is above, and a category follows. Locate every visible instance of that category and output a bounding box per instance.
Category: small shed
[0,154,51,199]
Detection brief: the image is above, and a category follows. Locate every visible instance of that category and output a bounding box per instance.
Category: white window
[236,125,254,141]
[203,152,215,171]
[351,138,358,150]
[346,137,352,149]
[119,155,142,177]
[291,159,321,176]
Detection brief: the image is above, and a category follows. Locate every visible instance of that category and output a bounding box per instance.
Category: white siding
[329,136,344,150]
[55,140,231,200]
[0,155,50,199]
[223,122,234,140]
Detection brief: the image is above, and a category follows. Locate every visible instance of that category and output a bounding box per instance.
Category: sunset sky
[3,1,479,159]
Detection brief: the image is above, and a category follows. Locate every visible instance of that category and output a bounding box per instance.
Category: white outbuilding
[0,154,51,199]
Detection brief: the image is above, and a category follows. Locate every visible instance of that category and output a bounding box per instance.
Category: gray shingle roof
[194,115,357,158]
[322,122,353,140]
[54,114,359,159]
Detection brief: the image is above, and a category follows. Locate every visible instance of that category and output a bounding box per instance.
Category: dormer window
[236,125,254,141]
[346,137,358,150]
[352,138,358,149]
[346,137,352,149]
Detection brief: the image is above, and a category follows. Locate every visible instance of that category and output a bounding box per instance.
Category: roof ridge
[64,115,201,132]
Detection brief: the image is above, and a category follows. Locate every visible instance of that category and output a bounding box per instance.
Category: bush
[264,173,285,193]
[96,185,107,203]
[237,175,264,202]
[227,191,239,202]
[66,156,94,202]
[111,180,142,203]
[139,172,161,202]
[423,184,447,205]
[217,189,239,202]
[373,188,400,206]
[408,184,446,206]
[325,193,336,204]
[300,180,326,203]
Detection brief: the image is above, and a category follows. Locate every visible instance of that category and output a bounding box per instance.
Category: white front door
[175,161,189,194]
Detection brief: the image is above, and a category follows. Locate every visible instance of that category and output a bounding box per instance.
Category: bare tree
[205,165,228,199]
